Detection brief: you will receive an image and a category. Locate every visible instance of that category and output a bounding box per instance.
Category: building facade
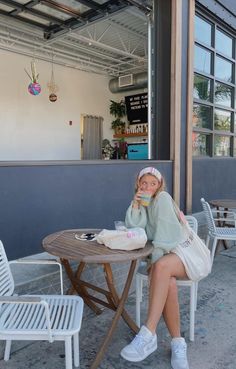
[0,0,236,259]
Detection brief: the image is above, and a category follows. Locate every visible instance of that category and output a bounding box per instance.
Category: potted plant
[102,139,115,159]
[111,118,126,134]
[110,100,126,134]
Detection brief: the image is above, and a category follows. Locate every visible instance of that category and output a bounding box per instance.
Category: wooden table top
[209,199,236,209]
[42,229,154,264]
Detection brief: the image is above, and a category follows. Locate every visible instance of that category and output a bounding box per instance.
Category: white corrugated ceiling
[0,0,152,76]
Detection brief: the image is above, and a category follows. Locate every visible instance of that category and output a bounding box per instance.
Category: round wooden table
[43,228,153,369]
[209,199,236,210]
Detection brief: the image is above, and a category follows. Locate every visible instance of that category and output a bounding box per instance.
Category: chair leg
[135,274,142,328]
[194,282,198,311]
[65,336,73,369]
[211,238,218,264]
[73,333,80,367]
[140,276,143,303]
[189,284,195,342]
[4,340,12,361]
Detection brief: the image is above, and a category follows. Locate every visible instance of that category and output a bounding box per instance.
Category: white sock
[172,337,185,343]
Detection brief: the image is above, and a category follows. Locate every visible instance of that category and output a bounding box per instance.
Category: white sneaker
[171,337,189,369]
[120,325,157,362]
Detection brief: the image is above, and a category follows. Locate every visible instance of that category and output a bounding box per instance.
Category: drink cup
[140,192,152,207]
[114,221,126,231]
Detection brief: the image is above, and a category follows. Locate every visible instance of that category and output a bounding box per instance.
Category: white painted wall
[0,50,123,160]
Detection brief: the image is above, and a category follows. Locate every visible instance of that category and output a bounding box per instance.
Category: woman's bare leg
[162,277,181,337]
[145,253,188,334]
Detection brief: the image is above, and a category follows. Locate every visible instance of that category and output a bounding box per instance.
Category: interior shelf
[113,133,148,138]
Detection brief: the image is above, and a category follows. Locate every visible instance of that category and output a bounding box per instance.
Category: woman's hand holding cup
[133,190,152,208]
[139,192,152,207]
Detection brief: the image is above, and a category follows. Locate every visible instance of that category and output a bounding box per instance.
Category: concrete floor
[1,249,236,369]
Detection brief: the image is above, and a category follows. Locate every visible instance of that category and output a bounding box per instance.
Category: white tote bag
[172,201,212,281]
[96,228,147,251]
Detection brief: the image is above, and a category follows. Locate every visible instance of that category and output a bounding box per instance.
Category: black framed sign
[125,93,148,124]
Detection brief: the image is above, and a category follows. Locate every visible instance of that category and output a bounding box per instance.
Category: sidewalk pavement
[1,249,236,369]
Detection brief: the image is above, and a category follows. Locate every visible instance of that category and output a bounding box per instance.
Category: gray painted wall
[192,158,236,212]
[0,161,172,260]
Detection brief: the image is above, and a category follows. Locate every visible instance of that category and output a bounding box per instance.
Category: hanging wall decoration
[25,60,41,96]
[47,55,58,102]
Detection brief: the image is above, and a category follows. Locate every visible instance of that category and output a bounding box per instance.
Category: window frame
[193,12,236,158]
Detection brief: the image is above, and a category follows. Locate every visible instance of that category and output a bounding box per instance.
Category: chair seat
[213,227,236,238]
[201,198,236,262]
[0,295,83,337]
[0,240,84,369]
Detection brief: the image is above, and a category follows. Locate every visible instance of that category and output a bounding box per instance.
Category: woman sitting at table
[120,167,190,369]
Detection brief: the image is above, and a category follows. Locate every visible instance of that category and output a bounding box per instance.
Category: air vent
[118,74,134,88]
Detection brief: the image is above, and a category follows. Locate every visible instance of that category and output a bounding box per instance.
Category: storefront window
[193,104,212,129]
[193,13,236,157]
[194,75,212,101]
[215,29,233,58]
[195,15,212,46]
[215,56,233,83]
[194,45,212,74]
[192,133,210,156]
[214,109,231,132]
[215,82,232,108]
[214,135,230,156]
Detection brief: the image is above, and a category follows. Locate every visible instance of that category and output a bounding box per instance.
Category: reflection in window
[215,56,233,83]
[192,133,210,156]
[214,109,231,131]
[215,82,232,107]
[216,29,233,58]
[194,75,212,101]
[195,15,212,46]
[214,135,230,156]
[194,45,212,74]
[193,104,212,129]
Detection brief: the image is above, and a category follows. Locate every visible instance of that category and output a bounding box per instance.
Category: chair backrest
[200,198,216,234]
[185,215,198,233]
[0,240,15,296]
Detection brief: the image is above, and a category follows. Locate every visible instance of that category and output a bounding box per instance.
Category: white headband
[138,167,162,181]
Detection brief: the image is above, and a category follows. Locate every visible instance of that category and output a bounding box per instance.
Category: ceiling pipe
[109,71,147,93]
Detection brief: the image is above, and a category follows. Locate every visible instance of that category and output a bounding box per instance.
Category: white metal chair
[201,198,236,264]
[0,240,84,369]
[135,215,199,341]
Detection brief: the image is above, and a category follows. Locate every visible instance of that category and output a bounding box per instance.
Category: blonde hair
[134,171,166,198]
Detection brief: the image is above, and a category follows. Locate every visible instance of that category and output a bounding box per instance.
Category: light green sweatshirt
[125,191,186,263]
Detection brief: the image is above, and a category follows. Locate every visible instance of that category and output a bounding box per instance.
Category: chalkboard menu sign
[125,93,148,124]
